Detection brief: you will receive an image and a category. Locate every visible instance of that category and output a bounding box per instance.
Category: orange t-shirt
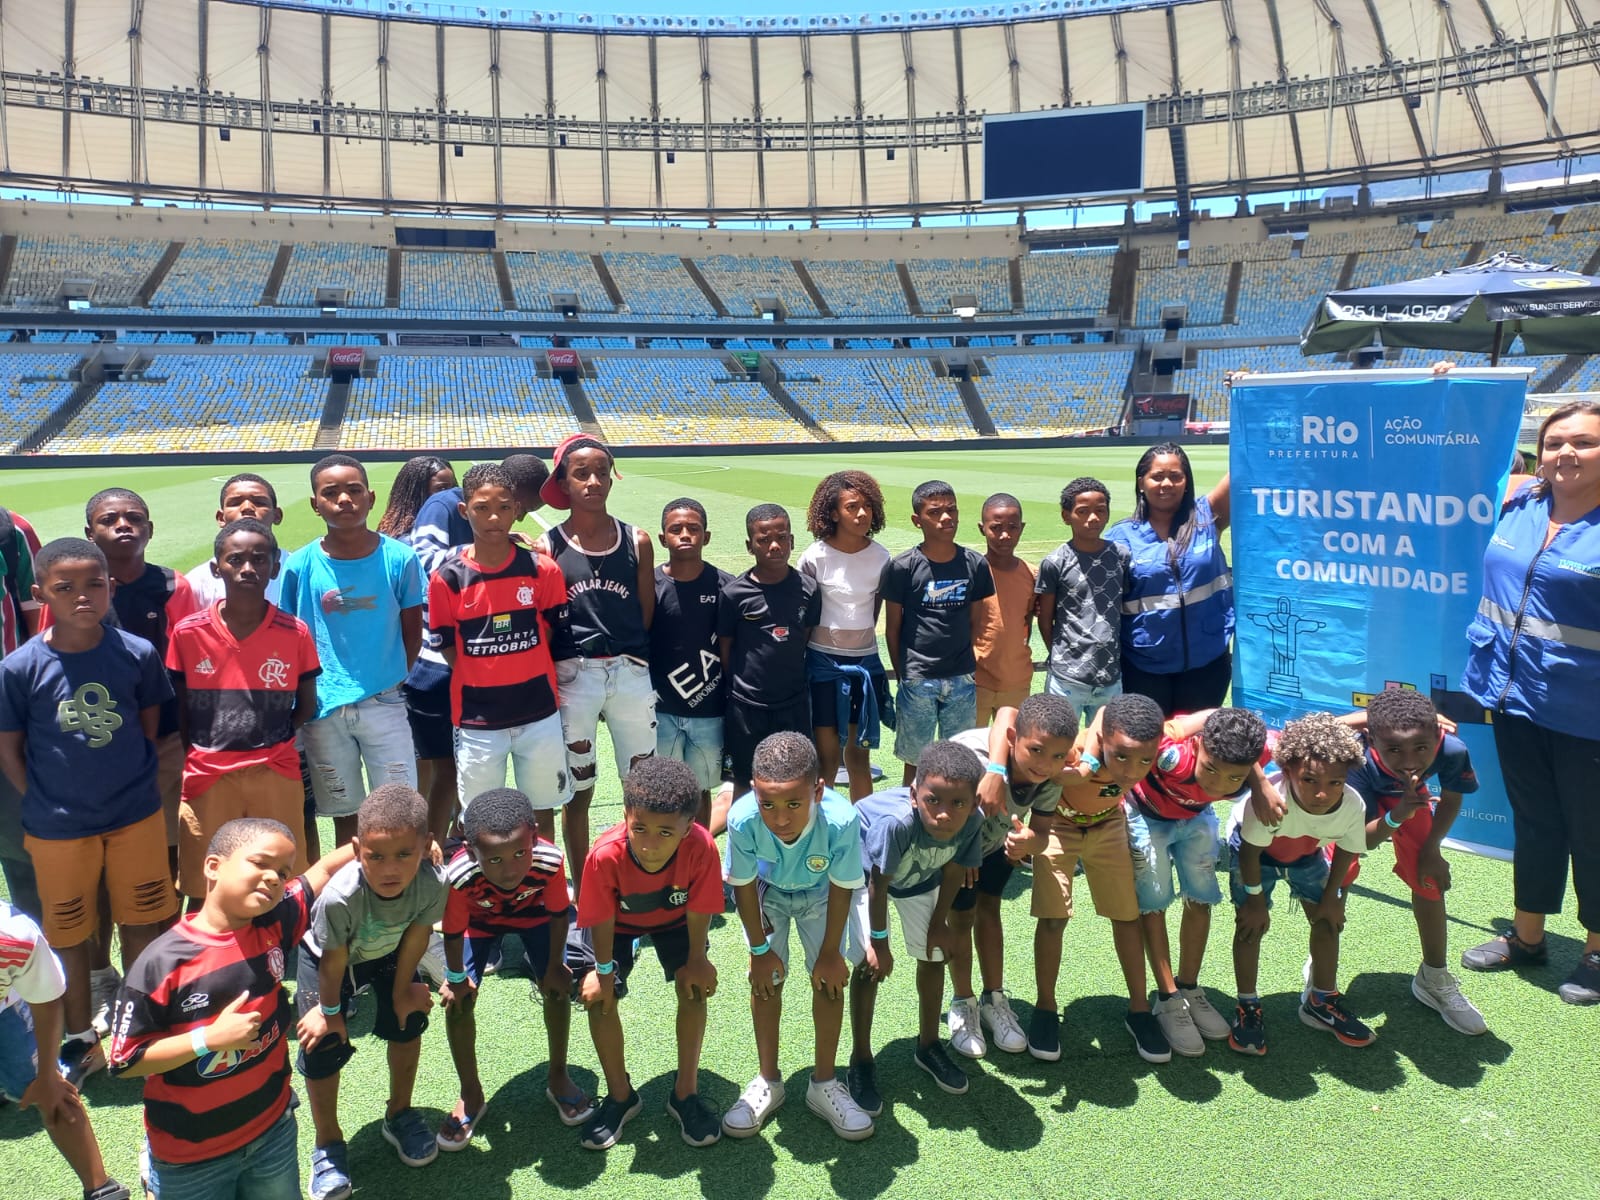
[973,558,1035,692]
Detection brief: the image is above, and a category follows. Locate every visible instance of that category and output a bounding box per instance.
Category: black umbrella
[1301,252,1600,365]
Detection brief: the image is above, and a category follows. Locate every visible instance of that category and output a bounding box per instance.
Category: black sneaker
[1027,1006,1062,1062]
[84,1181,131,1200]
[579,1090,643,1151]
[1558,951,1600,1006]
[1228,1001,1267,1056]
[846,1059,883,1118]
[666,1091,723,1147]
[1299,992,1376,1047]
[1125,1010,1172,1063]
[912,1041,968,1095]
[59,1035,107,1089]
[1460,933,1548,972]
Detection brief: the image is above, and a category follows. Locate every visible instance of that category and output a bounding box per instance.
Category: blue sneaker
[382,1107,440,1167]
[309,1142,353,1200]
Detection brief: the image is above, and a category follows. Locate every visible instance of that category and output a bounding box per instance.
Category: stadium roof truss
[0,0,1597,220]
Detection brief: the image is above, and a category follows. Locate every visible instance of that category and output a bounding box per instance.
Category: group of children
[0,446,1492,1200]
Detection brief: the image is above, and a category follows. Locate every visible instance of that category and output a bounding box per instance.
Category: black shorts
[461,922,555,984]
[403,658,455,761]
[951,846,1015,912]
[295,944,429,1079]
[579,922,693,988]
[725,698,811,783]
[808,653,890,732]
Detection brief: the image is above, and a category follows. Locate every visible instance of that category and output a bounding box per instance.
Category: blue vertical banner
[1229,369,1528,858]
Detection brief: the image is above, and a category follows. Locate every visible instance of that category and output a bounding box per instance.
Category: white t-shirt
[185,548,287,608]
[1229,781,1368,864]
[0,902,67,1014]
[798,539,890,657]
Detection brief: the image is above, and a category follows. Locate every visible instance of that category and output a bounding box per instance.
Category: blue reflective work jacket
[1464,484,1600,740]
[1107,495,1234,675]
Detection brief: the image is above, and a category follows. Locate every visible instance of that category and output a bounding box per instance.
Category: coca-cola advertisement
[1131,392,1190,418]
[547,348,580,370]
[327,347,365,369]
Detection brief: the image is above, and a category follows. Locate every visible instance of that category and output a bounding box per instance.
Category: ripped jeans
[299,686,419,818]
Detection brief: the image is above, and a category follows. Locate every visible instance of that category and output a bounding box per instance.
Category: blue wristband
[593,960,616,976]
[445,968,470,985]
[1080,751,1103,774]
[1384,810,1403,829]
[319,1001,343,1017]
[869,928,890,941]
[984,761,1009,780]
[749,941,771,956]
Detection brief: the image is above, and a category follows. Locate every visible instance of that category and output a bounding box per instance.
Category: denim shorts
[746,880,869,972]
[402,657,455,761]
[893,673,976,765]
[0,1002,40,1101]
[299,687,419,818]
[462,922,555,985]
[148,1106,300,1200]
[1126,805,1223,912]
[1043,673,1122,726]
[656,711,725,792]
[456,714,570,811]
[556,657,659,786]
[1227,842,1334,908]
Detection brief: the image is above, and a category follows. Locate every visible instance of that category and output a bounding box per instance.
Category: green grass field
[0,446,1593,1200]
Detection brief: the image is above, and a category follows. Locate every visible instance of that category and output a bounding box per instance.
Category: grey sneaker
[1411,965,1488,1034]
[1179,985,1233,1041]
[946,995,986,1059]
[1153,992,1204,1057]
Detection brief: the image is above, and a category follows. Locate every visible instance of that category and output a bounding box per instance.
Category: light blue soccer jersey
[724,788,866,894]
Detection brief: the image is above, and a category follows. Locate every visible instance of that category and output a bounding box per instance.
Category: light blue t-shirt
[279,535,424,717]
[724,788,866,895]
[856,786,983,898]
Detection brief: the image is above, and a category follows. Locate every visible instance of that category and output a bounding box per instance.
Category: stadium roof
[1,0,1596,220]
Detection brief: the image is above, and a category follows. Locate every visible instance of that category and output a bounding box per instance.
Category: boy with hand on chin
[109,820,355,1200]
[575,757,723,1151]
[294,785,446,1200]
[721,733,874,1142]
[1228,713,1372,1056]
[848,741,985,1114]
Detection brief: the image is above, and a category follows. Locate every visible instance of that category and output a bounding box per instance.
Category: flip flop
[435,1101,487,1151]
[546,1086,596,1127]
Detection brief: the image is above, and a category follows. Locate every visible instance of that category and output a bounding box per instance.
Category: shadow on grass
[1346,882,1505,940]
[1347,969,1512,1087]
[768,1065,920,1200]
[615,1070,779,1199]
[1202,988,1407,1100]
[1467,918,1593,999]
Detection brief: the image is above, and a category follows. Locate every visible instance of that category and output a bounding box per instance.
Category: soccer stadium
[1,0,1598,1197]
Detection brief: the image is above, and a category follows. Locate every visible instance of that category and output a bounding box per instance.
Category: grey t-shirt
[303,859,447,965]
[951,728,1062,856]
[1035,540,1130,688]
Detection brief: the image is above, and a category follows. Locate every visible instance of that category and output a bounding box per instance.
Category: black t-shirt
[545,519,649,659]
[114,563,185,736]
[717,568,821,709]
[650,563,732,718]
[879,545,995,682]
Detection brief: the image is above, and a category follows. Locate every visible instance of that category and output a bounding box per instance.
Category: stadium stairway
[0,235,17,297]
[137,242,184,305]
[1109,248,1138,322]
[1533,355,1585,394]
[790,260,835,318]
[261,245,293,305]
[894,262,926,316]
[590,255,626,310]
[1220,261,1243,325]
[385,249,401,308]
[562,376,605,438]
[749,357,833,442]
[492,251,518,311]
[955,372,998,436]
[681,259,729,318]
[314,377,350,450]
[1008,259,1024,311]
[16,365,101,454]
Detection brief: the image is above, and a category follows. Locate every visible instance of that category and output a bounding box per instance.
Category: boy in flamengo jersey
[109,820,354,1200]
[1342,688,1486,1035]
[166,519,321,902]
[437,787,589,1150]
[1,898,130,1200]
[428,463,573,838]
[575,757,723,1152]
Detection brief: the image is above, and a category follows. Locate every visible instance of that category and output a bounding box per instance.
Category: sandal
[435,1101,487,1151]
[546,1085,596,1127]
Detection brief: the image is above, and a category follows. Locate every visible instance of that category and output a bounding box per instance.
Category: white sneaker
[978,990,1028,1054]
[946,995,986,1059]
[1412,965,1488,1036]
[89,966,121,1037]
[1152,992,1204,1057]
[1178,986,1232,1041]
[721,1075,785,1137]
[805,1075,874,1141]
[418,932,449,988]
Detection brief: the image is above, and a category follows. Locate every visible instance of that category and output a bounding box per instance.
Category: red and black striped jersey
[428,544,569,729]
[108,879,311,1165]
[441,839,570,938]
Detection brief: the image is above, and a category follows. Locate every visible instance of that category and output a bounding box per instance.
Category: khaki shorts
[26,811,178,946]
[157,731,184,847]
[1030,807,1139,923]
[976,685,1031,727]
[178,765,310,899]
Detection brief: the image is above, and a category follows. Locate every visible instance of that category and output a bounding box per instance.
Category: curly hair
[356,783,429,840]
[1199,708,1268,767]
[1060,476,1111,511]
[1273,712,1363,770]
[1365,688,1439,738]
[378,455,452,538]
[805,470,887,541]
[462,787,536,844]
[621,756,700,818]
[751,731,820,784]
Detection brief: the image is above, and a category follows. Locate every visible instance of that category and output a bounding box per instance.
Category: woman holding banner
[1461,400,1600,1005]
[1108,443,1233,717]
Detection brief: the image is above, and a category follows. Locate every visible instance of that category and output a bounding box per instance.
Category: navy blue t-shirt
[1346,730,1479,820]
[0,627,173,838]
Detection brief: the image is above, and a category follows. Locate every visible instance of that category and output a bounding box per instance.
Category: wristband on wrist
[869,928,891,941]
[189,1026,209,1057]
[319,1001,343,1017]
[593,960,616,976]
[748,940,771,956]
[1079,751,1103,774]
[984,761,1009,780]
[444,968,470,985]
[1384,810,1403,829]
[1242,882,1264,896]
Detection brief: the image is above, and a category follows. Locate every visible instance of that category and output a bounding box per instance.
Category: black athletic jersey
[650,564,731,718]
[545,519,649,659]
[108,879,311,1165]
[878,545,995,681]
[113,563,197,736]
[717,568,821,709]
